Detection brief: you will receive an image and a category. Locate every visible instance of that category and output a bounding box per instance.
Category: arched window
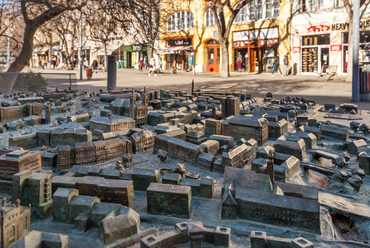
[167,11,194,32]
[205,8,217,27]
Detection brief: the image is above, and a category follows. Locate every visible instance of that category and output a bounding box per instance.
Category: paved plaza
[27,67,369,110]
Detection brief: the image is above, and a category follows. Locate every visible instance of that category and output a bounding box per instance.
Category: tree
[53,10,81,67]
[103,0,160,60]
[0,1,24,68]
[209,0,251,77]
[343,0,368,81]
[2,0,86,92]
[85,3,118,70]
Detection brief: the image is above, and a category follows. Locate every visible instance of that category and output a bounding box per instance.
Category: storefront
[291,18,370,75]
[162,37,194,71]
[343,31,370,73]
[301,34,330,73]
[122,44,148,69]
[232,27,279,73]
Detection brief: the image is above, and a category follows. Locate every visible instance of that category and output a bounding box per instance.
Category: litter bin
[86,68,93,79]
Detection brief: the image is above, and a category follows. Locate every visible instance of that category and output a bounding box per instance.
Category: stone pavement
[27,67,370,110]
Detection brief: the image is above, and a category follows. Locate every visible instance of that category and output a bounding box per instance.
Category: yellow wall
[160,0,291,72]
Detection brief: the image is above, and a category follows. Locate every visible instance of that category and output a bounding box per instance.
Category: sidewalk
[26,67,369,110]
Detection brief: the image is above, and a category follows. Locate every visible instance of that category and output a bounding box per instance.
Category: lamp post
[79,1,83,80]
[352,0,360,102]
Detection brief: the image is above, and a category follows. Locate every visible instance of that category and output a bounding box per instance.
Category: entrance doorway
[320,47,329,73]
[206,40,220,73]
[250,48,259,73]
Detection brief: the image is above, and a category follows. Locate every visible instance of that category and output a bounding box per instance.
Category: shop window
[167,11,194,32]
[302,34,330,46]
[205,8,218,27]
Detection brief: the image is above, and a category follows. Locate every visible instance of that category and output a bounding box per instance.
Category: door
[320,47,329,73]
[250,48,259,72]
[206,40,220,73]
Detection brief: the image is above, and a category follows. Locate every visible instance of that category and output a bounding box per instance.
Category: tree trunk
[346,18,354,82]
[193,50,197,76]
[148,47,154,62]
[220,39,230,78]
[104,43,108,72]
[2,26,37,92]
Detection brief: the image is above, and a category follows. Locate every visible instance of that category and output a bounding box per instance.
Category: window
[336,0,344,7]
[301,0,331,11]
[234,0,279,23]
[205,8,217,27]
[167,11,194,32]
[235,5,248,23]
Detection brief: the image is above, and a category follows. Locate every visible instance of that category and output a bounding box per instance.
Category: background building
[159,0,291,73]
[290,0,370,75]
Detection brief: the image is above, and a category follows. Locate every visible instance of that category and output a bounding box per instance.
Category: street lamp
[352,0,360,102]
[79,0,83,80]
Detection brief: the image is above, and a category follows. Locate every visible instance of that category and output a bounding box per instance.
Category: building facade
[290,0,370,75]
[159,0,291,73]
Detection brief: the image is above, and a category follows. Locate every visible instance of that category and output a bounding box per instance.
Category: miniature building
[141,222,230,248]
[0,150,42,192]
[219,144,253,172]
[185,131,207,145]
[0,103,42,123]
[12,230,69,248]
[147,183,192,218]
[221,167,321,234]
[52,188,140,246]
[56,138,130,169]
[0,198,31,248]
[222,116,268,146]
[250,231,314,248]
[13,171,53,218]
[130,130,156,153]
[89,116,135,132]
[111,88,149,127]
[221,96,240,119]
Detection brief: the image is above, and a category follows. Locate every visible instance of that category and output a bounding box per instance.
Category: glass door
[320,47,329,73]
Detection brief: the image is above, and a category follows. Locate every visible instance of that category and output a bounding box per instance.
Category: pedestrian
[92,59,98,73]
[283,52,289,76]
[143,55,148,69]
[271,53,283,77]
[148,57,157,77]
[159,58,163,72]
[72,59,76,69]
[138,58,144,71]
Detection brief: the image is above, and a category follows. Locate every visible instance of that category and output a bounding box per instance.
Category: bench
[317,65,338,81]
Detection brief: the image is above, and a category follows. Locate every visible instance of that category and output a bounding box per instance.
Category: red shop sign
[307,25,330,33]
[293,47,301,53]
[330,45,342,51]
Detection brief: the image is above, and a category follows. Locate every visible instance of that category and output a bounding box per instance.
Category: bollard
[107,55,117,91]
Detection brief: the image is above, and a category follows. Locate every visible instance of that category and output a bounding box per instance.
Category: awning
[158,46,193,54]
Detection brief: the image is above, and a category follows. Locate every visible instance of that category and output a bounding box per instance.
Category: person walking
[271,53,283,77]
[92,59,98,73]
[143,55,148,69]
[138,58,144,71]
[148,57,157,77]
[283,52,289,76]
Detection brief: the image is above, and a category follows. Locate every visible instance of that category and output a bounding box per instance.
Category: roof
[130,130,156,141]
[90,116,135,125]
